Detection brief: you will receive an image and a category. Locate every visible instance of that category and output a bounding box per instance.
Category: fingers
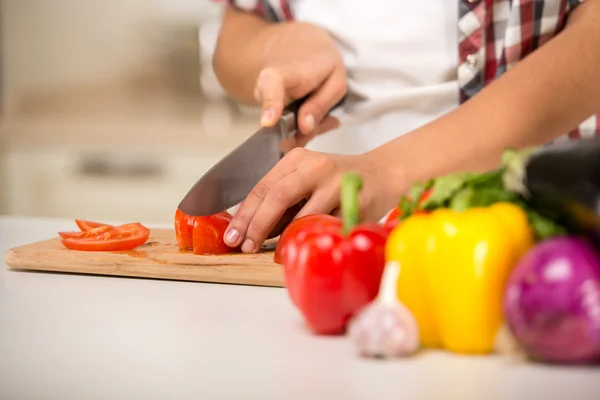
[293,186,340,220]
[239,172,312,251]
[330,207,341,217]
[255,65,312,127]
[224,148,342,253]
[297,67,347,135]
[315,115,341,135]
[227,202,242,216]
[255,61,346,135]
[292,116,340,147]
[223,148,306,251]
[256,69,287,127]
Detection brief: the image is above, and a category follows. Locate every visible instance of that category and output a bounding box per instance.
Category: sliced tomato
[174,209,236,254]
[382,188,434,225]
[75,219,113,231]
[61,222,150,252]
[58,225,114,239]
[383,207,402,224]
[419,188,433,204]
[192,212,234,255]
[174,209,195,250]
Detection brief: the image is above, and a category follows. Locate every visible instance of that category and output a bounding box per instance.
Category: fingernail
[261,108,275,126]
[242,239,256,253]
[304,114,315,133]
[225,228,239,245]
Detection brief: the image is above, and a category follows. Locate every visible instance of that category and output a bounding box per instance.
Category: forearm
[371,0,600,195]
[213,6,273,105]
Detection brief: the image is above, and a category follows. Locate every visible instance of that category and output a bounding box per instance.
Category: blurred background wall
[0,0,262,224]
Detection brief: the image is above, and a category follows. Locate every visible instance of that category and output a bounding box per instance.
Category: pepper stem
[341,172,363,235]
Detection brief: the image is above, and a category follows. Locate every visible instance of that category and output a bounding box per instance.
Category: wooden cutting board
[4,229,284,287]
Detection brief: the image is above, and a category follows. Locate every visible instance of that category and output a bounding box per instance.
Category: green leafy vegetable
[396,149,569,241]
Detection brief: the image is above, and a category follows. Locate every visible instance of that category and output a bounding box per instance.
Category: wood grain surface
[4,229,284,287]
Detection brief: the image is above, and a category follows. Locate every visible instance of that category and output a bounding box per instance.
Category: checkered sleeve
[221,0,293,22]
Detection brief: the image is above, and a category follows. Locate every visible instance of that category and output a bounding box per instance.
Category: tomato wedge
[75,219,113,231]
[174,209,195,250]
[59,220,150,252]
[58,225,113,239]
[174,209,236,255]
[382,187,433,225]
[383,207,402,225]
[192,213,235,255]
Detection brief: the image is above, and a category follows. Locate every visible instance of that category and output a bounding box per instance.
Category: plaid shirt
[223,0,599,140]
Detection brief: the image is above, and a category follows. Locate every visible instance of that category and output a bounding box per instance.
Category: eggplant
[502,138,600,248]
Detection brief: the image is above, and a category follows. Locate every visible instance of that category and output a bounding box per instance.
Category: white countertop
[1,216,599,400]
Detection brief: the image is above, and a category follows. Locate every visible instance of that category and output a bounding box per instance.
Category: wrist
[361,148,411,200]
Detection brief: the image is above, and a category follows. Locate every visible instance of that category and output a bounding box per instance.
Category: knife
[177,95,346,231]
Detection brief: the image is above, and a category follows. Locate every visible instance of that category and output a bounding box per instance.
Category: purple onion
[503,237,600,364]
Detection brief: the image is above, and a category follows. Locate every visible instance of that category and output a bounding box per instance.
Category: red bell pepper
[279,172,388,335]
[273,214,340,264]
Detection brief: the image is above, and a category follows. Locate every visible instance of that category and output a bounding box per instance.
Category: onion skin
[503,237,600,364]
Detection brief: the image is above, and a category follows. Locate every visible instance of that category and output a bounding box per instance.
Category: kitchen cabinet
[2,147,222,224]
[0,0,252,224]
[0,82,259,224]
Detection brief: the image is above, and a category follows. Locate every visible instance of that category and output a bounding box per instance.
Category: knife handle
[283,93,347,123]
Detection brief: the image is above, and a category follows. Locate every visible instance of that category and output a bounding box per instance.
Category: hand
[255,22,347,141]
[223,148,402,253]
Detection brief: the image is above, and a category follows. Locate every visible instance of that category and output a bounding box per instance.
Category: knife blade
[177,95,345,218]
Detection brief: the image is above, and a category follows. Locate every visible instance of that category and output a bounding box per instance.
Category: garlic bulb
[348,261,420,358]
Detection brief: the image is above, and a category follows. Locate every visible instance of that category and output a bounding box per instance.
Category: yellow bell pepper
[385,202,535,354]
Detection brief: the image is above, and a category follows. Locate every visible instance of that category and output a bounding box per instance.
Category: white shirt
[291,1,460,154]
